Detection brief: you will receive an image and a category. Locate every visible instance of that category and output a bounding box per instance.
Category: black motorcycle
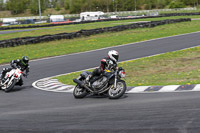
[73,67,126,99]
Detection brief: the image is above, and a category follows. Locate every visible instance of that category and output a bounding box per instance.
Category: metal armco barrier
[0,18,191,48]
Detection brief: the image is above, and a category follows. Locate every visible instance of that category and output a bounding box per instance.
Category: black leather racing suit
[90,57,117,80]
[99,57,117,71]
[1,59,30,85]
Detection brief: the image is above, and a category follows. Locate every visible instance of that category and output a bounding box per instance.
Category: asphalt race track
[0,32,200,133]
[0,29,40,34]
[0,27,58,35]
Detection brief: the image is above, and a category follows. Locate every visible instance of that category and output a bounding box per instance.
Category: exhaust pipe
[73,78,93,92]
[73,78,84,87]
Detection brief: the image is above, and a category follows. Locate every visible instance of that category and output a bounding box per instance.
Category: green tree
[55,3,61,11]
[156,0,167,8]
[69,0,82,13]
[169,0,186,8]
[29,0,47,15]
[64,0,70,10]
[0,0,5,11]
[5,0,200,15]
[182,0,199,6]
[6,0,29,14]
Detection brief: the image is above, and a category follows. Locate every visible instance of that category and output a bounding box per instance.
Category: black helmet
[22,56,29,65]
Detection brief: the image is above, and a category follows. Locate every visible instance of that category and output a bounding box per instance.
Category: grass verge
[1,15,200,40]
[0,20,200,64]
[55,47,200,86]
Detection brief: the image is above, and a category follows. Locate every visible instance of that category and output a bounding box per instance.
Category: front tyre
[73,85,87,99]
[4,79,16,93]
[108,80,126,99]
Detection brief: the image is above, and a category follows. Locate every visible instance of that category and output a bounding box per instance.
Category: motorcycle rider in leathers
[86,50,119,84]
[0,56,30,86]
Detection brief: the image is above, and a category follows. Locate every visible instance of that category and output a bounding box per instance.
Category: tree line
[0,0,199,15]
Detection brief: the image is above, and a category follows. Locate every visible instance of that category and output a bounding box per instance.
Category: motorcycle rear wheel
[73,85,87,99]
[108,80,126,99]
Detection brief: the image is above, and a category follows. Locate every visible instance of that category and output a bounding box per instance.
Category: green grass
[1,15,200,41]
[159,8,200,14]
[55,47,200,86]
[0,20,200,64]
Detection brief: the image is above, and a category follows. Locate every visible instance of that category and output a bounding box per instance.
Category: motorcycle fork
[1,77,10,85]
[7,76,14,86]
[114,71,117,88]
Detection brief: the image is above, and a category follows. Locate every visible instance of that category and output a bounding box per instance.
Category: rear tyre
[73,85,87,99]
[0,79,2,90]
[4,79,16,93]
[108,80,126,99]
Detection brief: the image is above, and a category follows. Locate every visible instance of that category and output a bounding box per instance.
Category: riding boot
[0,72,4,79]
[18,78,23,86]
[86,75,92,86]
[0,72,6,83]
[1,78,6,84]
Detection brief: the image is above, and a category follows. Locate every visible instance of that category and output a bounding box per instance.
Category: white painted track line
[158,85,180,92]
[37,81,59,85]
[53,86,74,91]
[45,85,63,89]
[193,84,200,91]
[38,83,61,87]
[128,86,150,93]
[65,89,74,93]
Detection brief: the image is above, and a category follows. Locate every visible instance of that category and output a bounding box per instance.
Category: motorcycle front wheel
[108,80,126,99]
[4,79,16,93]
[73,85,87,99]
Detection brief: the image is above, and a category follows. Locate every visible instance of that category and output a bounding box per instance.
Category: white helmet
[108,50,119,62]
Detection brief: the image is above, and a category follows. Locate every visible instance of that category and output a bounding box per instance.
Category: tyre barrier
[0,18,191,48]
[161,12,200,17]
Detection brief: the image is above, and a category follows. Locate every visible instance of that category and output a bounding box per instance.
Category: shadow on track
[0,85,31,93]
[78,94,128,100]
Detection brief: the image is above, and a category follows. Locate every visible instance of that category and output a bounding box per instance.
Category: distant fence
[0,7,196,21]
[0,16,166,31]
[105,7,197,15]
[0,16,47,21]
[0,14,79,21]
[0,18,191,48]
[0,11,199,31]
